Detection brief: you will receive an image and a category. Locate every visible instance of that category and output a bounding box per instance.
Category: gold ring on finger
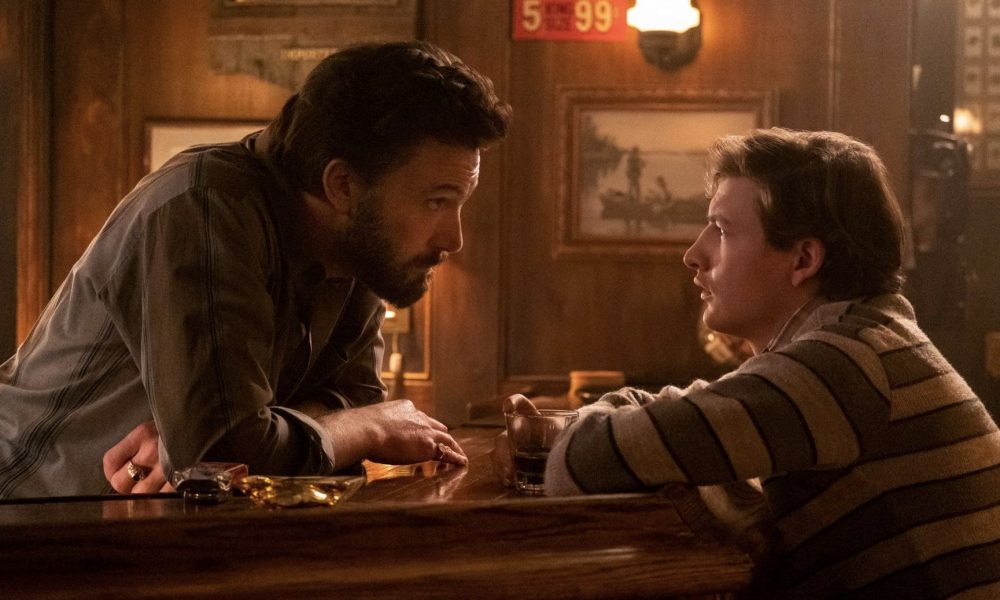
[126,460,149,482]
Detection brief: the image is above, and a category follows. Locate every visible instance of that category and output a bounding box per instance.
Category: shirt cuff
[272,406,338,472]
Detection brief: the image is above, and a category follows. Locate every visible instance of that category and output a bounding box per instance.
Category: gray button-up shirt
[0,135,386,498]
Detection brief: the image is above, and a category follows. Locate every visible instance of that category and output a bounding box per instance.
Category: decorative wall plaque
[209,0,417,89]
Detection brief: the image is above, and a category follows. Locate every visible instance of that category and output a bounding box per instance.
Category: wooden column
[0,0,51,354]
[422,0,511,425]
[50,0,127,289]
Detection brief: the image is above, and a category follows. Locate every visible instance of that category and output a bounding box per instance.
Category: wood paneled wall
[25,0,913,424]
[0,0,50,357]
[50,0,290,284]
[0,0,24,359]
[421,1,512,423]
[51,1,126,287]
[435,0,912,422]
[435,0,912,421]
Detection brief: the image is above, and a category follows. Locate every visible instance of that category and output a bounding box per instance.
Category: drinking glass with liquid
[504,409,579,495]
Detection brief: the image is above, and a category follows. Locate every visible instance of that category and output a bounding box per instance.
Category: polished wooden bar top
[0,426,752,599]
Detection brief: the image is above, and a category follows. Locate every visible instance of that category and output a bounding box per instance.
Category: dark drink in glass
[504,409,578,495]
[513,448,549,493]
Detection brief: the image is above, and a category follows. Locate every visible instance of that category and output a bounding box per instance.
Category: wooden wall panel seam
[496,13,515,395]
[827,0,840,131]
[15,0,52,345]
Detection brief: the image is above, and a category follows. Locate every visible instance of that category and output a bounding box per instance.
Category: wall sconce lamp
[627,0,702,71]
[382,303,411,400]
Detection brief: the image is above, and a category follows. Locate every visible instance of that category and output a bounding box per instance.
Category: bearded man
[0,41,510,498]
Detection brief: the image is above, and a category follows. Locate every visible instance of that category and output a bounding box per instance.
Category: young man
[0,41,511,498]
[497,129,1000,598]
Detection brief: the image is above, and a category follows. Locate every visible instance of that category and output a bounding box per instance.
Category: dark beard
[343,192,441,308]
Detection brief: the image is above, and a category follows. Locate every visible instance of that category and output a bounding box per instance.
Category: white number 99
[575,0,613,33]
[594,0,613,33]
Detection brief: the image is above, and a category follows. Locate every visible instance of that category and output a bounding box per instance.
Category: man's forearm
[312,399,466,468]
[287,398,333,420]
[286,398,380,468]
[315,407,380,469]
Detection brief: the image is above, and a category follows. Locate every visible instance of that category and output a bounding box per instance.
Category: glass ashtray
[171,462,248,504]
[236,475,364,509]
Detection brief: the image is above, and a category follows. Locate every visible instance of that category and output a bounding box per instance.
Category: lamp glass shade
[627,0,700,33]
[638,27,701,70]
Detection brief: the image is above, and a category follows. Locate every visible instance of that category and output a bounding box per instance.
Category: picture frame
[144,120,268,174]
[556,87,776,257]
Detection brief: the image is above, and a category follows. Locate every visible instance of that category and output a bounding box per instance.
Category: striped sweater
[545,294,1000,599]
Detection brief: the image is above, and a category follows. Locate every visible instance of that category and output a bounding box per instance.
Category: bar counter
[0,426,752,599]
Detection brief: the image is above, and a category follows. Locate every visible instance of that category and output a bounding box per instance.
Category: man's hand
[103,420,173,494]
[490,394,540,487]
[104,401,467,490]
[318,399,468,467]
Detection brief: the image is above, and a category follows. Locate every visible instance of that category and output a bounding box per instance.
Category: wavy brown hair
[706,128,906,300]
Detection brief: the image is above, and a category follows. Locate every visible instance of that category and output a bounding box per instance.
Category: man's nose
[683,232,705,271]
[682,246,698,271]
[435,212,463,254]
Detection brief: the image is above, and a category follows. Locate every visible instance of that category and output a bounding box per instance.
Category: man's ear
[321,159,358,216]
[790,238,825,287]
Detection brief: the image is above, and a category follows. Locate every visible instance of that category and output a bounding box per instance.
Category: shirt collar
[761,296,828,353]
[244,132,352,298]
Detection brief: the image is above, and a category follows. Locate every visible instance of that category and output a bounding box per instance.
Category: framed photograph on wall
[556,88,776,257]
[144,120,268,174]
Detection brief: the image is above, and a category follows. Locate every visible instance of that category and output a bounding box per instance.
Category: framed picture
[144,120,268,174]
[556,88,776,256]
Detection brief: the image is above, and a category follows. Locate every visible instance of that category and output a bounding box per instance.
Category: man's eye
[427,198,445,210]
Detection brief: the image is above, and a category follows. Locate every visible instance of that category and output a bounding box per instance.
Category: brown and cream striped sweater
[545,294,1000,599]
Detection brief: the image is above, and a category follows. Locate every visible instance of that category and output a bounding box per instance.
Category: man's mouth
[418,252,447,270]
[411,254,447,283]
[693,278,712,300]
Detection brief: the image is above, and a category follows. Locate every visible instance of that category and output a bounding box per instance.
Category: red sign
[513,0,630,42]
